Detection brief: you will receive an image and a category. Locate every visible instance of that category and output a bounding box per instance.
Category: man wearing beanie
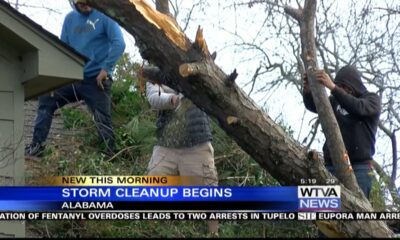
[302,65,381,199]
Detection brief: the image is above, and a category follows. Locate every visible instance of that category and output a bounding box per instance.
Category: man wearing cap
[25,0,125,157]
[302,65,381,198]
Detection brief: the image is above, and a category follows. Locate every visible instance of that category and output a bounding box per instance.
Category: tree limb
[371,160,400,207]
[378,122,399,191]
[284,6,302,22]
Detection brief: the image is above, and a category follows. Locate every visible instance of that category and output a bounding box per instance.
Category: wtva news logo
[298,186,341,211]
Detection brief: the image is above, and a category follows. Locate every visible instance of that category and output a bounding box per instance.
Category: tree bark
[87,0,393,237]
[390,130,397,186]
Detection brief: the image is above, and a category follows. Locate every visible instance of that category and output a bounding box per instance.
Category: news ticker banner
[0,176,341,213]
[1,211,400,221]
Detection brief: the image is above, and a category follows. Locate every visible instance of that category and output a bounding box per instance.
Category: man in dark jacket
[303,65,381,198]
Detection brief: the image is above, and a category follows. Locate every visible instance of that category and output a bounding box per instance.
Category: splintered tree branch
[194,26,210,56]
[86,0,393,237]
[131,0,188,51]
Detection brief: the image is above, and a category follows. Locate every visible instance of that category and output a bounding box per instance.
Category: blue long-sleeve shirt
[61,9,126,78]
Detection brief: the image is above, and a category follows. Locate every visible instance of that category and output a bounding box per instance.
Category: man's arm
[96,15,126,89]
[101,17,126,74]
[331,88,381,117]
[60,14,70,44]
[146,82,179,110]
[314,70,381,117]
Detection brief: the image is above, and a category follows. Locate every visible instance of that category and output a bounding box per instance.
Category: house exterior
[0,0,85,237]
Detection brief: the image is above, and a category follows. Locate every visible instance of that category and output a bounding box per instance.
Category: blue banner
[0,186,340,212]
[0,186,297,201]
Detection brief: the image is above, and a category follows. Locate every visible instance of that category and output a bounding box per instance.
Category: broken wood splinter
[226,69,238,85]
[211,51,217,61]
[130,0,188,50]
[194,25,210,56]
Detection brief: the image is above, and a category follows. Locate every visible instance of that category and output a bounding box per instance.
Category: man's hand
[96,69,108,90]
[315,70,336,90]
[170,94,180,108]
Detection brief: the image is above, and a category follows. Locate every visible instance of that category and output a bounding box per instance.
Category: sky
[7,0,399,190]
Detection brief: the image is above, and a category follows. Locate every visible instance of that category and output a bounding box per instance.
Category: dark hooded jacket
[303,65,381,165]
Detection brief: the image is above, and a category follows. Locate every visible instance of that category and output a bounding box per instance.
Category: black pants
[32,77,114,151]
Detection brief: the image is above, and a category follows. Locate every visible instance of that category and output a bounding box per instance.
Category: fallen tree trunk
[87,0,393,237]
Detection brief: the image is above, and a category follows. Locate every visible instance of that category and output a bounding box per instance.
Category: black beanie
[334,65,367,96]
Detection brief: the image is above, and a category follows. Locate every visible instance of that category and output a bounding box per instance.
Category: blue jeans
[326,163,373,198]
[32,78,114,151]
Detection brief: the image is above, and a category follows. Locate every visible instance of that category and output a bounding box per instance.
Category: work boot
[25,142,45,157]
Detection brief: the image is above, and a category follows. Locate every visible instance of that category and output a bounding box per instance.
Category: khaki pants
[147,141,219,234]
[147,142,218,186]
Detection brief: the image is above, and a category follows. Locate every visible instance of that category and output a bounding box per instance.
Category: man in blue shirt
[25,0,126,157]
